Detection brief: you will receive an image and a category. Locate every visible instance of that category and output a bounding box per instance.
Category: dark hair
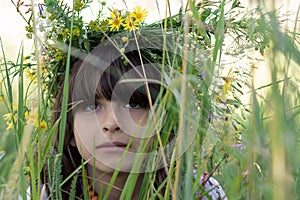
[42,43,169,199]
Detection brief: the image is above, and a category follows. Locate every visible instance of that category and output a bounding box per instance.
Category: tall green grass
[0,0,299,199]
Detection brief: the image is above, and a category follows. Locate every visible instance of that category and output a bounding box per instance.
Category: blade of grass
[3,125,33,199]
[29,141,37,200]
[41,116,60,160]
[0,38,17,147]
[20,163,27,200]
[55,0,75,197]
[57,1,74,157]
[17,43,24,147]
[172,0,191,197]
[81,160,89,200]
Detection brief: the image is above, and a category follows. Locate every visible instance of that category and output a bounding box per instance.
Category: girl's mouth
[96,141,130,151]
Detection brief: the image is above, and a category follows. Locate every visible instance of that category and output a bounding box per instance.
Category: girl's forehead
[71,49,163,105]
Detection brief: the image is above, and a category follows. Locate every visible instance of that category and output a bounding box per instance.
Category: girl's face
[73,97,154,173]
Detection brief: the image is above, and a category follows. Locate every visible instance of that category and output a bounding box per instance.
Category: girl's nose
[102,108,120,133]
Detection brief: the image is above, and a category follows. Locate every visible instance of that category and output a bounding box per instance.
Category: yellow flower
[24,166,30,171]
[6,122,13,130]
[120,48,125,54]
[61,29,70,37]
[123,17,139,31]
[3,113,12,121]
[108,14,124,31]
[24,111,29,120]
[40,120,47,130]
[54,51,64,61]
[110,9,119,18]
[23,166,31,177]
[25,25,33,33]
[35,120,47,130]
[0,96,3,102]
[25,68,37,83]
[72,27,80,37]
[3,112,15,130]
[74,0,84,11]
[89,20,100,31]
[222,81,231,95]
[121,37,128,42]
[100,19,109,32]
[131,6,148,23]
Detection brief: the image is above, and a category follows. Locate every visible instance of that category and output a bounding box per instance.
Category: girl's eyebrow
[95,95,105,101]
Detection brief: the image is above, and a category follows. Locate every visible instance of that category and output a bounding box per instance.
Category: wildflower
[3,113,12,121]
[6,122,14,130]
[123,17,139,31]
[131,6,148,23]
[242,170,249,178]
[24,166,30,171]
[74,0,84,11]
[100,19,109,32]
[3,112,15,130]
[35,120,47,130]
[72,27,80,37]
[40,120,47,130]
[108,12,124,31]
[222,81,231,95]
[23,166,31,176]
[121,37,128,42]
[232,143,245,150]
[0,96,3,102]
[25,68,37,83]
[110,9,119,18]
[120,48,125,54]
[25,25,33,33]
[38,3,46,17]
[61,29,70,38]
[200,71,205,80]
[24,111,29,120]
[26,33,32,39]
[89,20,100,31]
[54,51,64,61]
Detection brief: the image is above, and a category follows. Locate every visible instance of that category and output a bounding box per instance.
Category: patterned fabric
[197,173,227,200]
[27,173,227,200]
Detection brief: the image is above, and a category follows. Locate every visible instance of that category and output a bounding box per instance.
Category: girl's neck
[86,164,143,200]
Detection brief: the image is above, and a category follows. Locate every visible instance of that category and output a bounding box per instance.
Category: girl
[41,37,227,199]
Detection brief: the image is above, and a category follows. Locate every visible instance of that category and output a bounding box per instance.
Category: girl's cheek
[128,109,149,126]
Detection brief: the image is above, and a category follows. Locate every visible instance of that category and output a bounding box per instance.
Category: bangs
[71,48,163,109]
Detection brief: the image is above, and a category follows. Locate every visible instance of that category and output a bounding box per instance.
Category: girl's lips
[96,141,129,151]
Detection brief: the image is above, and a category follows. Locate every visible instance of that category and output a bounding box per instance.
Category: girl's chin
[92,159,134,173]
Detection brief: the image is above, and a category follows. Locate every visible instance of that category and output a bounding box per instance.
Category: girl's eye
[84,104,101,111]
[124,102,141,109]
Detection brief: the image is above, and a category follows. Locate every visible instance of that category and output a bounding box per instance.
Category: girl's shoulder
[196,172,227,200]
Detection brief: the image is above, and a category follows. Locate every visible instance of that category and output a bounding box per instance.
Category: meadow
[0,0,299,199]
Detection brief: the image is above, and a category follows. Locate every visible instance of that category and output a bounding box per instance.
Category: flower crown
[21,0,253,100]
[24,0,179,99]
